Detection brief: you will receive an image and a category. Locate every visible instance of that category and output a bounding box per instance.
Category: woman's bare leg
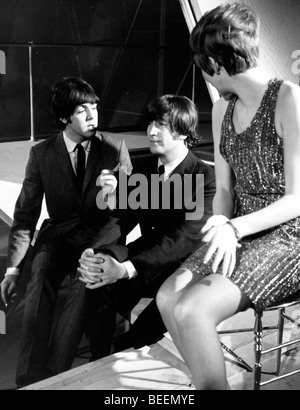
[156,269,205,364]
[157,271,250,390]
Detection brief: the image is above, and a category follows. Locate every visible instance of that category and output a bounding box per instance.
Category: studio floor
[0,137,300,391]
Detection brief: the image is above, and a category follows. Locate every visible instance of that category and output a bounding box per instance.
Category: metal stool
[219,291,300,390]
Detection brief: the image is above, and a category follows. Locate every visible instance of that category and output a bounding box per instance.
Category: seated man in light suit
[0,77,132,387]
[79,95,216,360]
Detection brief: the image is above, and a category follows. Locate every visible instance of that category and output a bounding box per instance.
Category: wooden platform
[21,345,194,391]
[18,295,300,391]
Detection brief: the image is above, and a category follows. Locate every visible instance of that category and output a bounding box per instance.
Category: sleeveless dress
[182,78,300,310]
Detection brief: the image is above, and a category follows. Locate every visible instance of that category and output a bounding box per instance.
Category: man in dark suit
[79,95,216,360]
[0,77,132,387]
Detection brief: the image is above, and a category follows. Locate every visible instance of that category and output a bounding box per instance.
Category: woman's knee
[156,281,174,314]
[173,294,200,326]
[173,286,218,328]
[156,269,194,313]
[173,274,249,328]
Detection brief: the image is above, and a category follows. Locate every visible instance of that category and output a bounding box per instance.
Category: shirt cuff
[5,267,20,277]
[123,261,138,279]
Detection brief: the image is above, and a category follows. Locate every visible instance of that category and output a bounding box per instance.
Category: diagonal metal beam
[178,0,220,103]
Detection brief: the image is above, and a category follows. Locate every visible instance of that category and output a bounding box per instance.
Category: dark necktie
[158,165,165,177]
[75,144,86,194]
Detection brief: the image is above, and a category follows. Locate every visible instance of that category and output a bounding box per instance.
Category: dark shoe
[89,339,112,362]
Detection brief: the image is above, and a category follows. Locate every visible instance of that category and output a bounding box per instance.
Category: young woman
[157,2,300,390]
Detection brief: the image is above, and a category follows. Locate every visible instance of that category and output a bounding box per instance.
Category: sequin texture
[182,79,300,310]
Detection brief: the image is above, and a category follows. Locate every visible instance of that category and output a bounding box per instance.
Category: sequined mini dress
[182,78,300,310]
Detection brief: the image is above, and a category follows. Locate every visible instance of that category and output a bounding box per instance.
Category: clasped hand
[78,249,126,289]
[201,215,241,277]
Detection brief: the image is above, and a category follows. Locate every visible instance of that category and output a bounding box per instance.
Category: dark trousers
[16,226,102,387]
[86,273,170,361]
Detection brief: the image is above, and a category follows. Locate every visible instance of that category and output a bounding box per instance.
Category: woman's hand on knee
[203,224,238,277]
[201,215,229,235]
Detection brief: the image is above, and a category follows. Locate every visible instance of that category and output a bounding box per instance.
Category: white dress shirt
[63,132,91,173]
[157,148,189,181]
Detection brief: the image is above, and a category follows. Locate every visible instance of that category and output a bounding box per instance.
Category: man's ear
[60,118,68,124]
[209,57,221,75]
[172,133,187,142]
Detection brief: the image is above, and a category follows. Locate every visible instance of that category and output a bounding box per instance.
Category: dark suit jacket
[119,150,216,287]
[7,131,132,270]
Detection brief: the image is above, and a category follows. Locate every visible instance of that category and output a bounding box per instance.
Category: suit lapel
[55,133,79,195]
[169,151,194,176]
[147,156,160,176]
[161,151,196,206]
[55,133,104,199]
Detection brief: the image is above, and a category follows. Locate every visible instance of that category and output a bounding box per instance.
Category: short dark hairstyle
[146,95,201,149]
[51,77,100,130]
[190,2,260,76]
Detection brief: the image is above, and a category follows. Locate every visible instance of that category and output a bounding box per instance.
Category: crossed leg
[156,269,250,390]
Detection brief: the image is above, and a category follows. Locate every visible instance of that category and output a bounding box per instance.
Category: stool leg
[253,310,263,390]
[276,308,285,376]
